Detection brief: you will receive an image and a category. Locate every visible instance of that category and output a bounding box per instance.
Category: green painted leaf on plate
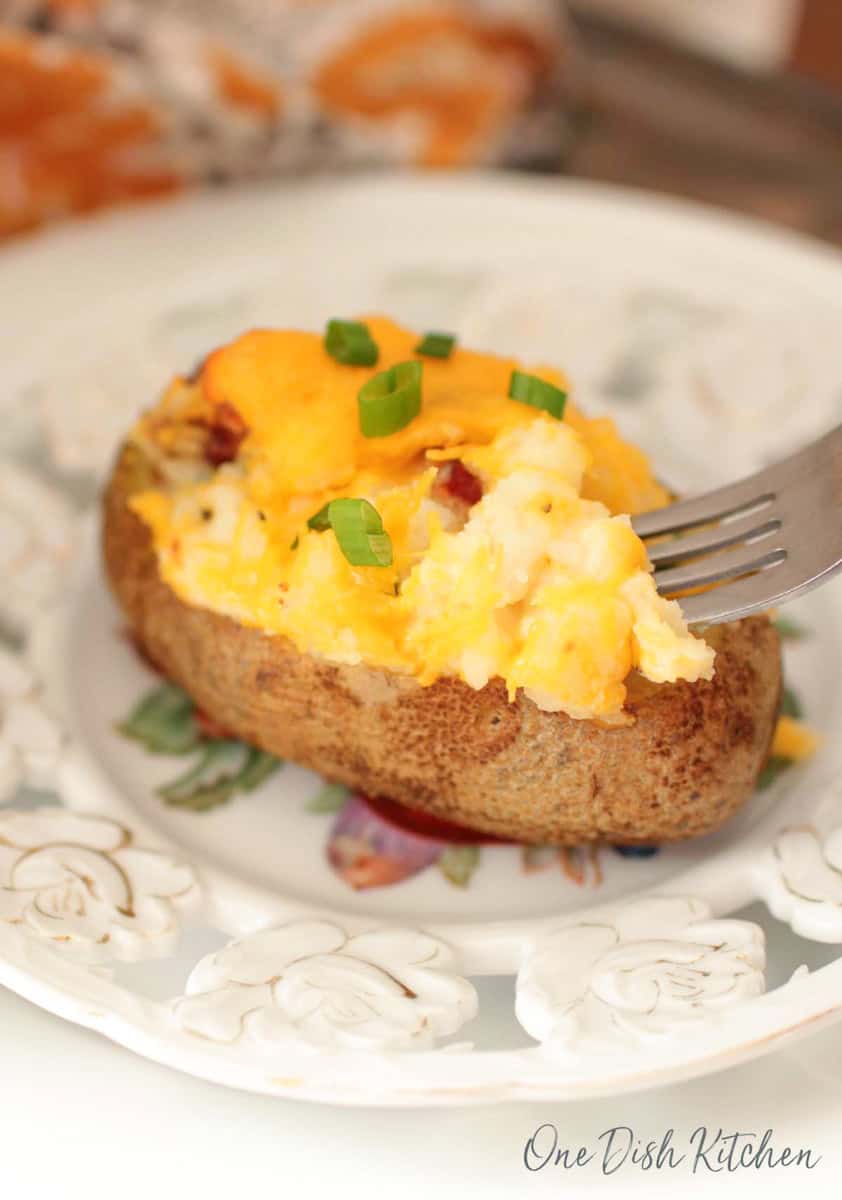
[438,845,480,888]
[780,687,804,720]
[118,682,282,810]
[306,783,350,814]
[756,755,794,791]
[160,742,281,812]
[521,845,557,873]
[116,683,201,755]
[774,616,808,641]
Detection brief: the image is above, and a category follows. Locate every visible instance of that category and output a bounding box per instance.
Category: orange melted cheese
[131,317,714,719]
[771,715,819,761]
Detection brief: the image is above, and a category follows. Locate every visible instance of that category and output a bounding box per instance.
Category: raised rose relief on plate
[0,809,200,963]
[753,780,842,944]
[173,921,478,1053]
[515,897,766,1055]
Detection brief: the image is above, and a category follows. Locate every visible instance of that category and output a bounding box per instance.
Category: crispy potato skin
[103,444,782,845]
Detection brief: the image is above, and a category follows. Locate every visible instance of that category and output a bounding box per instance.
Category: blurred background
[1,0,840,245]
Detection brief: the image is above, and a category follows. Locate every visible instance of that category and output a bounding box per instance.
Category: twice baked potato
[103,319,782,845]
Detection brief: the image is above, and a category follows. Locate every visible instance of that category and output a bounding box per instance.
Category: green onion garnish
[323,498,393,567]
[358,360,422,438]
[307,503,332,531]
[416,331,456,359]
[324,319,379,367]
[508,370,567,420]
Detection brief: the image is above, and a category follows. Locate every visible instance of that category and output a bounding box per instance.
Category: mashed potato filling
[131,318,714,721]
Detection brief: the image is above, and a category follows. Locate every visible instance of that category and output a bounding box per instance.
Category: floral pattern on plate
[118,680,281,811]
[118,679,624,891]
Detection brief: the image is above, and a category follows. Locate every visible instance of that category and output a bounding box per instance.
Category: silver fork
[631,424,842,626]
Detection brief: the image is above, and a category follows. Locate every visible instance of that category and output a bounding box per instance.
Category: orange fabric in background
[792,0,842,89]
[0,33,179,239]
[314,11,552,167]
[208,48,283,117]
[0,1,570,239]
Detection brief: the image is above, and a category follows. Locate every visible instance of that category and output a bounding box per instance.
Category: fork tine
[634,422,842,541]
[678,554,835,625]
[652,423,842,624]
[632,484,775,539]
[653,544,787,595]
[645,511,782,566]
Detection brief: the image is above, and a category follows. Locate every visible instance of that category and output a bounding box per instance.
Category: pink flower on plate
[326,793,486,891]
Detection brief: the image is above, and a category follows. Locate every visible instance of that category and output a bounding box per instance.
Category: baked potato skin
[103,443,782,845]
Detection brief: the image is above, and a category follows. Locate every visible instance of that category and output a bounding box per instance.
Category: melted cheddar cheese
[771,715,819,761]
[130,317,715,720]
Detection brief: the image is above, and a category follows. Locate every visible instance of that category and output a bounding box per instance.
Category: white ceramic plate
[2,173,842,1105]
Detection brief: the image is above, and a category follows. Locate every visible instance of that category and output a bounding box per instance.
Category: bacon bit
[432,459,483,508]
[205,401,248,466]
[194,707,236,741]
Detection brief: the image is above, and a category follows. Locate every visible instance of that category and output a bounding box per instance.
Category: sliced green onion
[416,331,456,359]
[358,360,423,438]
[508,370,567,419]
[307,503,332,531]
[326,498,393,567]
[308,497,393,567]
[324,319,379,367]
